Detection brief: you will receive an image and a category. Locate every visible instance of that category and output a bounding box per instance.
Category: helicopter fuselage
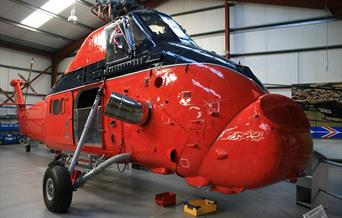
[11,10,312,194]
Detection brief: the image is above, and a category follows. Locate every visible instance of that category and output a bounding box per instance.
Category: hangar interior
[0,0,341,217]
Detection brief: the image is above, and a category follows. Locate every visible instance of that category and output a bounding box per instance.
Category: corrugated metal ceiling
[0,0,102,53]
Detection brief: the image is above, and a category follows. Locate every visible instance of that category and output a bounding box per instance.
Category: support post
[51,59,57,87]
[224,1,230,59]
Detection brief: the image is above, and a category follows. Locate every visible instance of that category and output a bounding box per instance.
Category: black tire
[25,144,31,152]
[19,138,26,145]
[43,166,73,213]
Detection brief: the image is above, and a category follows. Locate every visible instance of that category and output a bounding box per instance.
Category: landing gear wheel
[25,144,31,152]
[19,138,26,145]
[43,165,73,213]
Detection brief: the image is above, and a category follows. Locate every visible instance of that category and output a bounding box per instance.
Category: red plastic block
[155,192,176,207]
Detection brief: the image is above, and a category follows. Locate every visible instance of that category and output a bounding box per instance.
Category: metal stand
[296,151,342,208]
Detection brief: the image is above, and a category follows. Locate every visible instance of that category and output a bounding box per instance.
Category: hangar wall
[0,47,51,114]
[157,0,342,97]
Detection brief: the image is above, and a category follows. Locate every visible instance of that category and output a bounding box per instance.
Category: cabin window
[106,23,130,64]
[52,99,59,115]
[50,100,53,114]
[60,98,65,114]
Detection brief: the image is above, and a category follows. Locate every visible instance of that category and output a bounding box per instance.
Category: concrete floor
[0,144,341,218]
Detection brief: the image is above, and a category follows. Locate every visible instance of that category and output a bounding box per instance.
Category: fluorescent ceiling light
[21,0,75,28]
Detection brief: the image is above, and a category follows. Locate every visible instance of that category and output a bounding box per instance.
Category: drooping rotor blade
[18,73,28,83]
[25,58,34,102]
[28,84,38,95]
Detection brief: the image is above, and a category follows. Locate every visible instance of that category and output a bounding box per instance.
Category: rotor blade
[29,58,34,73]
[18,73,28,83]
[28,85,37,95]
[25,58,34,102]
[1,65,51,106]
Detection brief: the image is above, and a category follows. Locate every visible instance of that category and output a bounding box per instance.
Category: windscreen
[106,23,131,63]
[138,12,197,47]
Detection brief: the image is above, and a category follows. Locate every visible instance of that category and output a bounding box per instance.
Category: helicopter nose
[198,94,313,194]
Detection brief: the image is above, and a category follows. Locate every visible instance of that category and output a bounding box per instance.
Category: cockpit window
[160,14,192,43]
[139,13,177,40]
[106,22,131,63]
[138,12,197,47]
[128,16,153,50]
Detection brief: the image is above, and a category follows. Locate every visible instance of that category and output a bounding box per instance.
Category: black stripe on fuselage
[50,54,165,94]
[50,47,265,95]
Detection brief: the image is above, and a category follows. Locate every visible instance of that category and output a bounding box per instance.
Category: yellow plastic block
[183,198,217,216]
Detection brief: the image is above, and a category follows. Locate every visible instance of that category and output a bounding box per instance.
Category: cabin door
[73,87,103,148]
[46,92,73,146]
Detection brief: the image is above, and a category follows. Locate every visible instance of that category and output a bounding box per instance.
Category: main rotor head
[91,0,143,22]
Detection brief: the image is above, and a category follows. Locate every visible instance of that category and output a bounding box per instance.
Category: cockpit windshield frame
[105,18,133,64]
[131,11,197,47]
[105,11,200,65]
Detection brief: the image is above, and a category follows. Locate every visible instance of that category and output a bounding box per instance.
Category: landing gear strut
[25,144,31,152]
[42,87,131,213]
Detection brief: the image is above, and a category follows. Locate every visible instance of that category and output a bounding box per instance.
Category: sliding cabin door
[73,86,103,148]
[45,92,73,147]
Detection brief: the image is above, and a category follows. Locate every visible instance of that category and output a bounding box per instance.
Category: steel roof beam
[0,63,58,75]
[143,0,169,9]
[75,0,93,8]
[0,39,54,57]
[0,33,56,52]
[232,0,325,9]
[1,90,46,98]
[0,16,74,41]
[232,0,342,15]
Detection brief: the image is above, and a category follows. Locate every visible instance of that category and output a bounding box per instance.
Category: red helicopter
[10,6,312,213]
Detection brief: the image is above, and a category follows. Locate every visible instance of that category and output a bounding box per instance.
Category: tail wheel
[19,138,26,144]
[43,166,73,213]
